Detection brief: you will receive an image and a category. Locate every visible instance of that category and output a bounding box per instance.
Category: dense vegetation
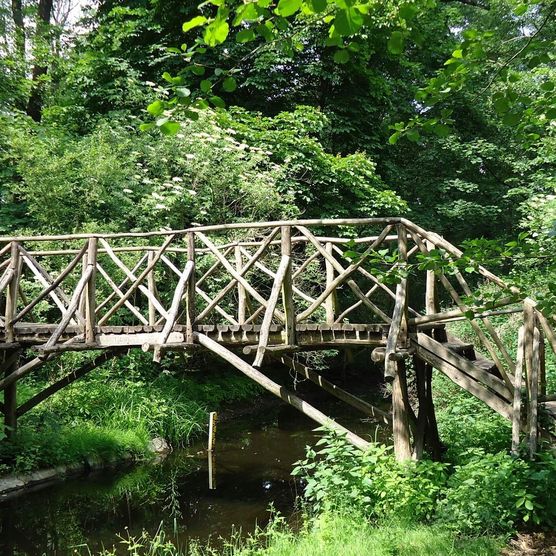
[1,0,556,553]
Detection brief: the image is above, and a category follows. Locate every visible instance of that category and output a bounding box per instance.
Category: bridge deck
[1,322,388,350]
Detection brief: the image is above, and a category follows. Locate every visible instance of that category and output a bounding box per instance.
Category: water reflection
[0,398,388,555]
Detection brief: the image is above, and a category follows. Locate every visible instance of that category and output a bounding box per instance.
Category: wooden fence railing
[1,218,556,456]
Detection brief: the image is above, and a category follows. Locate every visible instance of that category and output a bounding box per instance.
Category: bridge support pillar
[392,360,412,461]
[2,352,18,439]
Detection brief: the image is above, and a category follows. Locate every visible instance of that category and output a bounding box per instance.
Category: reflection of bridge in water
[1,218,554,460]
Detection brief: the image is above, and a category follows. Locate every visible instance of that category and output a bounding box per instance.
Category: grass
[0,350,261,474]
[95,513,504,556]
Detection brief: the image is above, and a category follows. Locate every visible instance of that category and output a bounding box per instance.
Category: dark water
[0,395,389,555]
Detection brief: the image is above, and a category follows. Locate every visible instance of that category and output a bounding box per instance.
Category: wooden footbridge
[1,218,555,460]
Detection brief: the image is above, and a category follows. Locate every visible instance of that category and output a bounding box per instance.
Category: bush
[292,428,447,522]
[293,428,556,535]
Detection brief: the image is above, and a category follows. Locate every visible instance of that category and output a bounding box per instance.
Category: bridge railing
[1,218,556,427]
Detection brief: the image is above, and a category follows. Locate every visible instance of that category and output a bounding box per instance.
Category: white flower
[172,176,183,182]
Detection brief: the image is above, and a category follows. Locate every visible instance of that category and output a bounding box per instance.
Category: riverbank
[0,350,263,479]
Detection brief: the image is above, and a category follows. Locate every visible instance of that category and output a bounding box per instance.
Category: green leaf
[493,96,510,114]
[222,77,237,92]
[162,72,174,83]
[513,3,528,15]
[452,49,463,59]
[204,20,230,46]
[541,81,554,92]
[139,123,155,132]
[525,499,534,511]
[276,0,302,17]
[502,111,521,126]
[147,100,165,117]
[159,121,180,135]
[191,65,206,76]
[546,107,556,120]
[388,131,401,144]
[182,16,207,33]
[175,87,191,98]
[200,79,212,93]
[210,95,226,108]
[236,28,256,42]
[406,128,420,142]
[333,49,350,64]
[309,0,327,13]
[399,3,418,21]
[334,8,363,36]
[433,123,451,137]
[387,31,404,55]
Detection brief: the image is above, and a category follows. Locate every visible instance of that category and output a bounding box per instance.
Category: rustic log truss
[0,218,554,460]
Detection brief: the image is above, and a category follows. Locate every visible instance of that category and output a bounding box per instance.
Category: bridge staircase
[0,218,555,460]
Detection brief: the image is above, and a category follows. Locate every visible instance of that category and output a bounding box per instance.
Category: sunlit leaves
[276,0,303,17]
[147,100,165,117]
[204,19,230,46]
[182,16,207,33]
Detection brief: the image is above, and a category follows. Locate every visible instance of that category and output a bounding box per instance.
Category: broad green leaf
[236,28,256,42]
[399,3,418,21]
[182,16,207,33]
[334,8,363,36]
[204,20,230,46]
[513,3,528,15]
[493,96,510,114]
[210,95,226,108]
[162,72,174,83]
[147,100,165,116]
[175,87,191,98]
[191,65,206,76]
[545,108,556,120]
[234,3,259,25]
[502,111,521,126]
[200,79,212,93]
[541,81,554,92]
[433,123,451,137]
[276,0,302,17]
[309,0,327,13]
[333,49,350,64]
[222,77,237,92]
[388,131,401,144]
[160,121,181,135]
[139,123,155,131]
[452,49,463,59]
[387,31,404,55]
[406,128,420,142]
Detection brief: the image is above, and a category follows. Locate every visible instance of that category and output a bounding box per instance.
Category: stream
[0,392,389,555]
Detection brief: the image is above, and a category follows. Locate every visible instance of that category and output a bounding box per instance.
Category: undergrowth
[0,351,261,474]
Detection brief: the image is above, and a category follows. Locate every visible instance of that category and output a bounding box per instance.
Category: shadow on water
[0,391,390,555]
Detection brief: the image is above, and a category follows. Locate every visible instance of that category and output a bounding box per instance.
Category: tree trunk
[11,0,25,57]
[26,0,54,122]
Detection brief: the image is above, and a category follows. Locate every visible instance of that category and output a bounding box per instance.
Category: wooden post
[511,326,525,455]
[85,237,97,344]
[147,251,156,326]
[392,360,412,461]
[2,350,18,438]
[5,242,20,344]
[325,242,335,324]
[425,240,438,316]
[281,226,296,346]
[186,232,196,343]
[235,245,246,325]
[79,250,88,323]
[208,411,217,452]
[3,242,20,437]
[528,325,540,458]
